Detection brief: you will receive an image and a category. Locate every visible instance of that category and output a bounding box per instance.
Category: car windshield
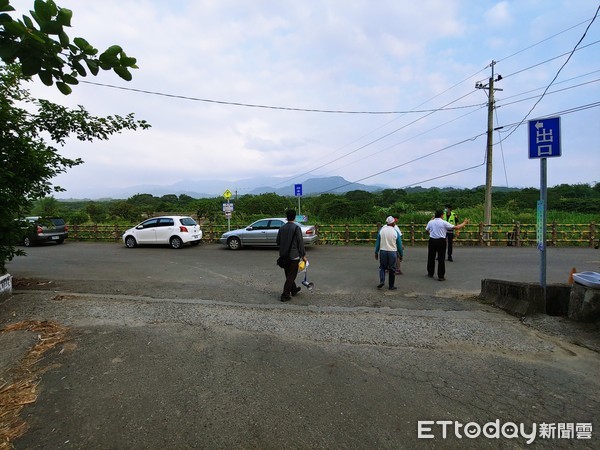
[180,217,197,226]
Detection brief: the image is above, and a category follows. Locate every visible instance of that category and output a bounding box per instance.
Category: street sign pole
[223,189,233,231]
[294,184,302,215]
[528,116,561,306]
[540,158,547,294]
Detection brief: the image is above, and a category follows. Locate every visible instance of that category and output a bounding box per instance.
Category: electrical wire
[496,78,600,109]
[501,40,599,80]
[315,100,600,195]
[79,80,481,115]
[318,132,487,194]
[496,17,596,64]
[497,4,599,144]
[271,89,482,187]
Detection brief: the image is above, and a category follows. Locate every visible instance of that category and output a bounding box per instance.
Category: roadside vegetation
[26,183,600,227]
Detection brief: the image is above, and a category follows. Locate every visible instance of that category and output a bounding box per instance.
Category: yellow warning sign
[223,189,232,199]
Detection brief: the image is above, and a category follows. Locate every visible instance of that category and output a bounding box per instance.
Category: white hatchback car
[122,216,202,249]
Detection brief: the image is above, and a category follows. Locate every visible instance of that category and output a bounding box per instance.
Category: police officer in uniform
[444,204,458,261]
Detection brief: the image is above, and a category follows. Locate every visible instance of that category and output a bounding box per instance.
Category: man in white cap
[374,216,403,290]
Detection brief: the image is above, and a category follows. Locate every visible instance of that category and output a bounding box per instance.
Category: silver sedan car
[219,217,318,250]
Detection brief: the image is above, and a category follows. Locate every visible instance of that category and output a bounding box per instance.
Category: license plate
[51,236,60,240]
[193,235,200,239]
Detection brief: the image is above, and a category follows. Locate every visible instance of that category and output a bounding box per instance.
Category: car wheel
[125,236,137,248]
[23,237,33,247]
[170,236,183,249]
[227,237,241,250]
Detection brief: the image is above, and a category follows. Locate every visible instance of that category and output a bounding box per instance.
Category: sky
[13,0,600,198]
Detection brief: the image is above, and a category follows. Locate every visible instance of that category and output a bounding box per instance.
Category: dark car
[19,216,69,247]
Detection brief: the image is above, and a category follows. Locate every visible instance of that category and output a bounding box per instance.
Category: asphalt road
[1,242,599,448]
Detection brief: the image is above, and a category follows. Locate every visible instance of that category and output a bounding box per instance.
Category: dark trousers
[427,238,447,279]
[282,259,300,296]
[378,250,397,288]
[446,231,454,259]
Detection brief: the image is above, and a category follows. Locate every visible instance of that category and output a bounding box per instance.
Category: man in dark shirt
[276,209,307,302]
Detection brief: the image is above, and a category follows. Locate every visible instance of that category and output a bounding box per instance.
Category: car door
[154,217,175,244]
[242,219,270,245]
[267,219,285,244]
[135,218,159,244]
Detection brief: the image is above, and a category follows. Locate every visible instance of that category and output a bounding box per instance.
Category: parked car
[122,216,203,249]
[18,216,69,247]
[219,217,318,250]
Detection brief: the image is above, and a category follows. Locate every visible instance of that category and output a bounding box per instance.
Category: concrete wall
[480,279,571,317]
[569,283,600,322]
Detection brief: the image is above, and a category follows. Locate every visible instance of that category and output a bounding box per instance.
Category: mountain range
[64,176,389,200]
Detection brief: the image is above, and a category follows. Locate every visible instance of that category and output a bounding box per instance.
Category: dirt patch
[0,320,70,449]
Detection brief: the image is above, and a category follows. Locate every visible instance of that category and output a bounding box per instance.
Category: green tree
[108,201,140,222]
[0,1,149,274]
[31,195,60,216]
[126,194,159,217]
[85,201,106,223]
[194,198,222,221]
[67,210,88,225]
[236,193,291,216]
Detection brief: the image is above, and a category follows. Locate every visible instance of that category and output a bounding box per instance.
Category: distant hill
[57,176,524,201]
[250,176,385,196]
[60,176,389,200]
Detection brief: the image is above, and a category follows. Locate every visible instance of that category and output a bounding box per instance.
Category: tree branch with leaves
[0,0,138,94]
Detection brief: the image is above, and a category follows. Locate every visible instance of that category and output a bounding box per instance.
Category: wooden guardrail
[68,222,598,248]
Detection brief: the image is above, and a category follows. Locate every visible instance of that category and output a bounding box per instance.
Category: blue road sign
[528,116,561,159]
[294,184,303,197]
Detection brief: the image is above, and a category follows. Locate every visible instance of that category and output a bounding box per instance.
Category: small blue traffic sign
[528,117,561,159]
[294,184,303,197]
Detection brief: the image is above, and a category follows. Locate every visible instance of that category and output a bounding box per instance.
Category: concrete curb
[480,279,571,317]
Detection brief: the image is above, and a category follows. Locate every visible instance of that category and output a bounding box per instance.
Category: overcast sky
[16,0,600,198]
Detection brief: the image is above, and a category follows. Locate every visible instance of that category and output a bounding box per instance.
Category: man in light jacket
[374,216,403,290]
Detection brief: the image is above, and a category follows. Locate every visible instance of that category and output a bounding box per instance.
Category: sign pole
[540,158,547,294]
[223,189,233,231]
[528,116,560,309]
[294,184,303,216]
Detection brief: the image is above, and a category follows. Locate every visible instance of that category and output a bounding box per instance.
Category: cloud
[484,2,513,27]
[13,0,600,198]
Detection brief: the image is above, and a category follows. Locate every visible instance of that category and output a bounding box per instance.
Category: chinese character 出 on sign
[528,117,561,159]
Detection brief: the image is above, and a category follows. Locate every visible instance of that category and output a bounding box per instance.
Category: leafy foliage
[0,0,139,94]
[30,183,600,230]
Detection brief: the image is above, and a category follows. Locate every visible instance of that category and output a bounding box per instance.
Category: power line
[318,132,487,194]
[501,39,599,80]
[79,80,480,115]
[272,90,481,187]
[498,4,599,144]
[497,17,596,64]
[496,78,600,109]
[315,101,600,195]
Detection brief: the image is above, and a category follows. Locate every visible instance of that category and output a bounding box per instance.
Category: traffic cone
[568,267,576,285]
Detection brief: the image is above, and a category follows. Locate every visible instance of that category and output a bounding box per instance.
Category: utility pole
[475,61,502,241]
